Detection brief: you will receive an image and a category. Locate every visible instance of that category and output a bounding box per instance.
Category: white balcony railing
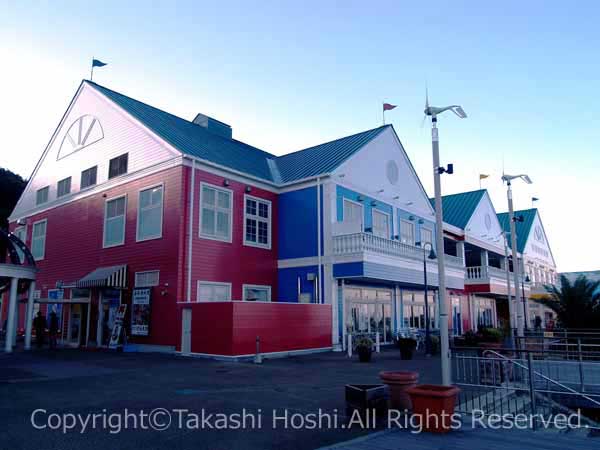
[466,265,520,283]
[332,232,463,266]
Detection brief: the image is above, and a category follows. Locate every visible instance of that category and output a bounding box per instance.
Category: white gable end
[333,127,434,217]
[10,82,180,220]
[465,192,506,254]
[523,212,556,268]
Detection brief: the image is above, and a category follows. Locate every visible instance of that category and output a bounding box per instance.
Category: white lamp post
[501,173,532,337]
[425,97,467,386]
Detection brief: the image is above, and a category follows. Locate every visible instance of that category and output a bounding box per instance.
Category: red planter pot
[406,384,460,433]
[379,371,419,411]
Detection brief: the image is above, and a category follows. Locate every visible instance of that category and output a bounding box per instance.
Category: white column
[12,297,19,347]
[24,281,36,350]
[4,277,19,353]
[480,249,489,267]
[456,241,466,264]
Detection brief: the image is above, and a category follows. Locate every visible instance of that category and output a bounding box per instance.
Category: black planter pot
[397,338,417,360]
[399,348,413,360]
[357,347,372,362]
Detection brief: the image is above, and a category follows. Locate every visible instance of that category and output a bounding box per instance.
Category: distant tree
[544,275,600,329]
[0,168,27,230]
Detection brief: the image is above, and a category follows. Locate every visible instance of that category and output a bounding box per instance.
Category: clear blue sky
[1,1,599,271]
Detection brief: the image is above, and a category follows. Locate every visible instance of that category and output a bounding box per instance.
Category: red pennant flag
[383,103,397,111]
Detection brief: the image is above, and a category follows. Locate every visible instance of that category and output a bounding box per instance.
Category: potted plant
[477,327,503,350]
[396,336,417,360]
[406,384,461,433]
[355,337,374,362]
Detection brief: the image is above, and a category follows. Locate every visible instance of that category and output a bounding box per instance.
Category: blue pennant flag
[92,59,107,68]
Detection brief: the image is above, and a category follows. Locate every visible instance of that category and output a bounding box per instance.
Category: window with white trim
[108,153,128,179]
[372,210,390,238]
[31,220,47,260]
[104,196,126,247]
[400,220,415,245]
[81,166,97,189]
[343,199,363,228]
[197,281,231,302]
[135,270,160,287]
[244,195,271,248]
[200,184,232,242]
[57,177,71,198]
[13,226,26,262]
[243,285,271,302]
[137,185,163,241]
[36,186,49,205]
[420,227,433,247]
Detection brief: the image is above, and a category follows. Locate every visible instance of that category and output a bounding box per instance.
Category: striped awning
[76,265,127,288]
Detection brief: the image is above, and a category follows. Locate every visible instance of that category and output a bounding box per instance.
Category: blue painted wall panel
[333,262,364,278]
[278,187,318,259]
[278,265,319,302]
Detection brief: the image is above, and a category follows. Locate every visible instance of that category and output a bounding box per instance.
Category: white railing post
[347,334,352,358]
[375,332,380,353]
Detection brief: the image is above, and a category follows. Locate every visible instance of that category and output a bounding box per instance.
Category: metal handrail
[483,349,600,407]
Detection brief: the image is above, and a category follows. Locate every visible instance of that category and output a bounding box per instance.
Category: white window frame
[420,226,433,246]
[103,194,127,248]
[400,219,415,245]
[242,284,272,302]
[199,182,233,243]
[197,281,232,302]
[12,225,27,263]
[371,209,390,238]
[31,219,47,261]
[136,183,164,242]
[243,194,272,249]
[80,165,98,190]
[36,186,49,205]
[342,198,364,231]
[134,270,160,287]
[57,176,72,198]
[13,225,26,243]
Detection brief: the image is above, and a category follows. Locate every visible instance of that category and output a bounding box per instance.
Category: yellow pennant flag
[479,174,489,180]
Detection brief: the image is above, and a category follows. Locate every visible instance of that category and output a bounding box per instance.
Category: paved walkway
[0,347,441,450]
[318,426,597,450]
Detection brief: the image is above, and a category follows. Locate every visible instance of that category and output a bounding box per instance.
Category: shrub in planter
[396,337,417,360]
[355,337,374,362]
[463,330,478,347]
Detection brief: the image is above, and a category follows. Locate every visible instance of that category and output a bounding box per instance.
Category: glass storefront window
[346,287,393,343]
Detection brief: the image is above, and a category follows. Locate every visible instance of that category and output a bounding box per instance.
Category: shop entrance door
[69,304,82,345]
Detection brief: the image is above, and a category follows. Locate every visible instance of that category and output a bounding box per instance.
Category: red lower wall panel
[178,302,332,356]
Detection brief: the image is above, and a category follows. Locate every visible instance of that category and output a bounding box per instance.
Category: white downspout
[317,177,322,304]
[187,159,196,302]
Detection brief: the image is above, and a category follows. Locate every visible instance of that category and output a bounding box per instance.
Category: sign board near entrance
[108,304,127,349]
[131,288,151,336]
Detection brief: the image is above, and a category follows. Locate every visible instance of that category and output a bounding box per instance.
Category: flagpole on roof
[91,56,94,81]
[382,101,385,125]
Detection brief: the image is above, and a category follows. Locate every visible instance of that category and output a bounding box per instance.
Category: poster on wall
[108,304,127,349]
[131,288,151,336]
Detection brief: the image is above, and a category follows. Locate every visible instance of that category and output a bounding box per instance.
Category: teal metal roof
[430,189,486,229]
[88,81,389,184]
[88,81,278,181]
[497,208,537,253]
[274,126,390,183]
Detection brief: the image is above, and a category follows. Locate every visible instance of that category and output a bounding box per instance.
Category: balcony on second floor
[332,232,464,268]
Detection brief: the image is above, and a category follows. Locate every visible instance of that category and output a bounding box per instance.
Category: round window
[386,160,399,185]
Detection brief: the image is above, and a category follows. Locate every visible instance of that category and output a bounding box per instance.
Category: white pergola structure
[1,230,37,353]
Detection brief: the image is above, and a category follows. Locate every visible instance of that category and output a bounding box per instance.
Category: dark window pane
[81,166,97,189]
[108,154,128,179]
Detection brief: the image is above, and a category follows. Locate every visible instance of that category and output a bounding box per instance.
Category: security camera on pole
[423,91,467,386]
[501,174,532,337]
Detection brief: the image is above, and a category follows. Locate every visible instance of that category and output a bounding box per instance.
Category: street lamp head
[502,174,533,185]
[425,104,467,118]
[428,248,437,260]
